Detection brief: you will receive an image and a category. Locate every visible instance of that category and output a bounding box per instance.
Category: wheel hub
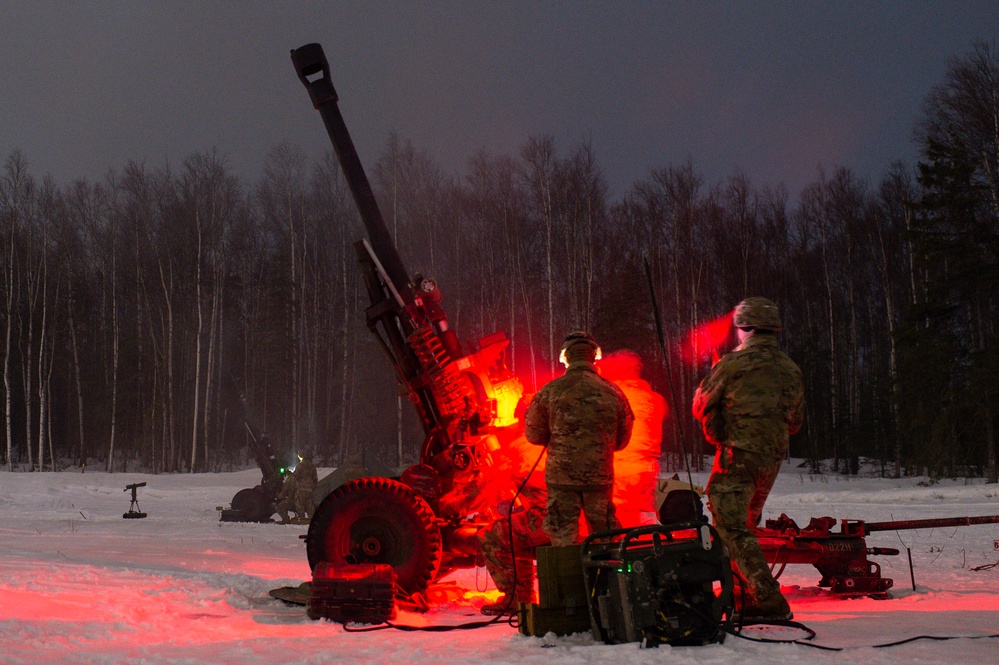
[361,536,382,557]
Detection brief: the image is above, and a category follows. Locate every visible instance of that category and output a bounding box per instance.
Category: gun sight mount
[123,482,147,519]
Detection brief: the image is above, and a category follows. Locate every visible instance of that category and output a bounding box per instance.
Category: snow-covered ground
[2,463,998,664]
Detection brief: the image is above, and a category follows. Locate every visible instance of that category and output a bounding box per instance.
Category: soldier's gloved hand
[702,413,726,446]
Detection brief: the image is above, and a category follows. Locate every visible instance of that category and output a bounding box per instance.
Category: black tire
[658,489,705,525]
[306,477,442,595]
[231,486,273,523]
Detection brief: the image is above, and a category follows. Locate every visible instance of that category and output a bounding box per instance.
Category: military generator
[582,523,733,647]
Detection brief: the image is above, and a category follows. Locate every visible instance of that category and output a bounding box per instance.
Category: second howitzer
[757,513,999,598]
[290,43,525,596]
[220,394,292,523]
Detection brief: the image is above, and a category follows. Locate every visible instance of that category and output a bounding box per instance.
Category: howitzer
[290,43,525,596]
[756,513,999,598]
[219,391,293,522]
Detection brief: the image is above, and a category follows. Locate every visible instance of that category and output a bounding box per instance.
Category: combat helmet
[733,297,782,332]
[559,331,602,366]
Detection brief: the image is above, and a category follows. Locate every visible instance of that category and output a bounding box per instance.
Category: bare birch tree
[0,151,32,470]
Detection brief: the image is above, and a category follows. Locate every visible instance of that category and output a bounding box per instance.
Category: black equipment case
[582,523,733,647]
[307,562,397,624]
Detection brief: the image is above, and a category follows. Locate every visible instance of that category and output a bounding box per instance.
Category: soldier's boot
[481,589,533,617]
[277,511,291,525]
[736,594,792,622]
[735,579,792,622]
[480,579,534,617]
[480,594,517,616]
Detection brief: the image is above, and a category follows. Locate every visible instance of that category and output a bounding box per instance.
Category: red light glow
[473,351,668,531]
[679,310,734,365]
[599,352,668,528]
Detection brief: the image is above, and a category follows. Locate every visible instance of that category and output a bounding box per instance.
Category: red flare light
[472,350,668,532]
[679,310,735,365]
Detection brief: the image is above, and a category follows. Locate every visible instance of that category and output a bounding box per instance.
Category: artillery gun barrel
[290,43,411,296]
[862,514,999,534]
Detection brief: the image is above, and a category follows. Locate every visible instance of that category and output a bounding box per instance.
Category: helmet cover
[559,331,602,366]
[733,297,782,332]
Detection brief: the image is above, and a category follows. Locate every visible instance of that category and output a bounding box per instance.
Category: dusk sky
[3,2,998,201]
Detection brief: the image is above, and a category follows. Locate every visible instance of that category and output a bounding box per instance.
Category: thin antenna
[643,258,696,493]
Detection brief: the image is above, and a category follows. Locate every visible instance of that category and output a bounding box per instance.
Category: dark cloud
[2,1,997,198]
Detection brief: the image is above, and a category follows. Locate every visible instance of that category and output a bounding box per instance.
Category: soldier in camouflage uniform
[477,477,549,616]
[525,331,634,547]
[275,472,299,524]
[692,297,805,620]
[294,449,319,519]
[600,350,667,528]
[275,449,319,523]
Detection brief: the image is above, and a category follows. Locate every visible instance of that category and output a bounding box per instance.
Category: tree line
[1,43,996,481]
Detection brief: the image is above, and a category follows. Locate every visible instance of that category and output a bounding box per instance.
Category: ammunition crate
[536,544,586,609]
[518,544,592,637]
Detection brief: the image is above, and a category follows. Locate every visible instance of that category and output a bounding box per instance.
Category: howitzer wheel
[230,486,274,523]
[306,477,442,596]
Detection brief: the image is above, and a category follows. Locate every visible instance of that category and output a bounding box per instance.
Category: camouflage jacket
[294,459,318,493]
[525,362,634,489]
[692,333,805,459]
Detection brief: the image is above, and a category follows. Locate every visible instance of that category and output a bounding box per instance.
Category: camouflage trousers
[276,488,315,521]
[478,506,549,600]
[295,488,316,519]
[543,485,620,547]
[706,445,784,605]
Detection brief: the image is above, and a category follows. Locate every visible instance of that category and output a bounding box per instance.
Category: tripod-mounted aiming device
[123,482,147,519]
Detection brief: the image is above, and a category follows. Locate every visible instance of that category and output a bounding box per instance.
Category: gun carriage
[758,513,999,598]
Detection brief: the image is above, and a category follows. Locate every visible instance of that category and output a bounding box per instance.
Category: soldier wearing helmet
[733,296,783,332]
[692,297,805,621]
[277,449,319,523]
[294,449,319,519]
[525,331,635,547]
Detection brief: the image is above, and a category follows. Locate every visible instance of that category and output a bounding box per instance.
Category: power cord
[719,581,999,650]
[728,623,999,651]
